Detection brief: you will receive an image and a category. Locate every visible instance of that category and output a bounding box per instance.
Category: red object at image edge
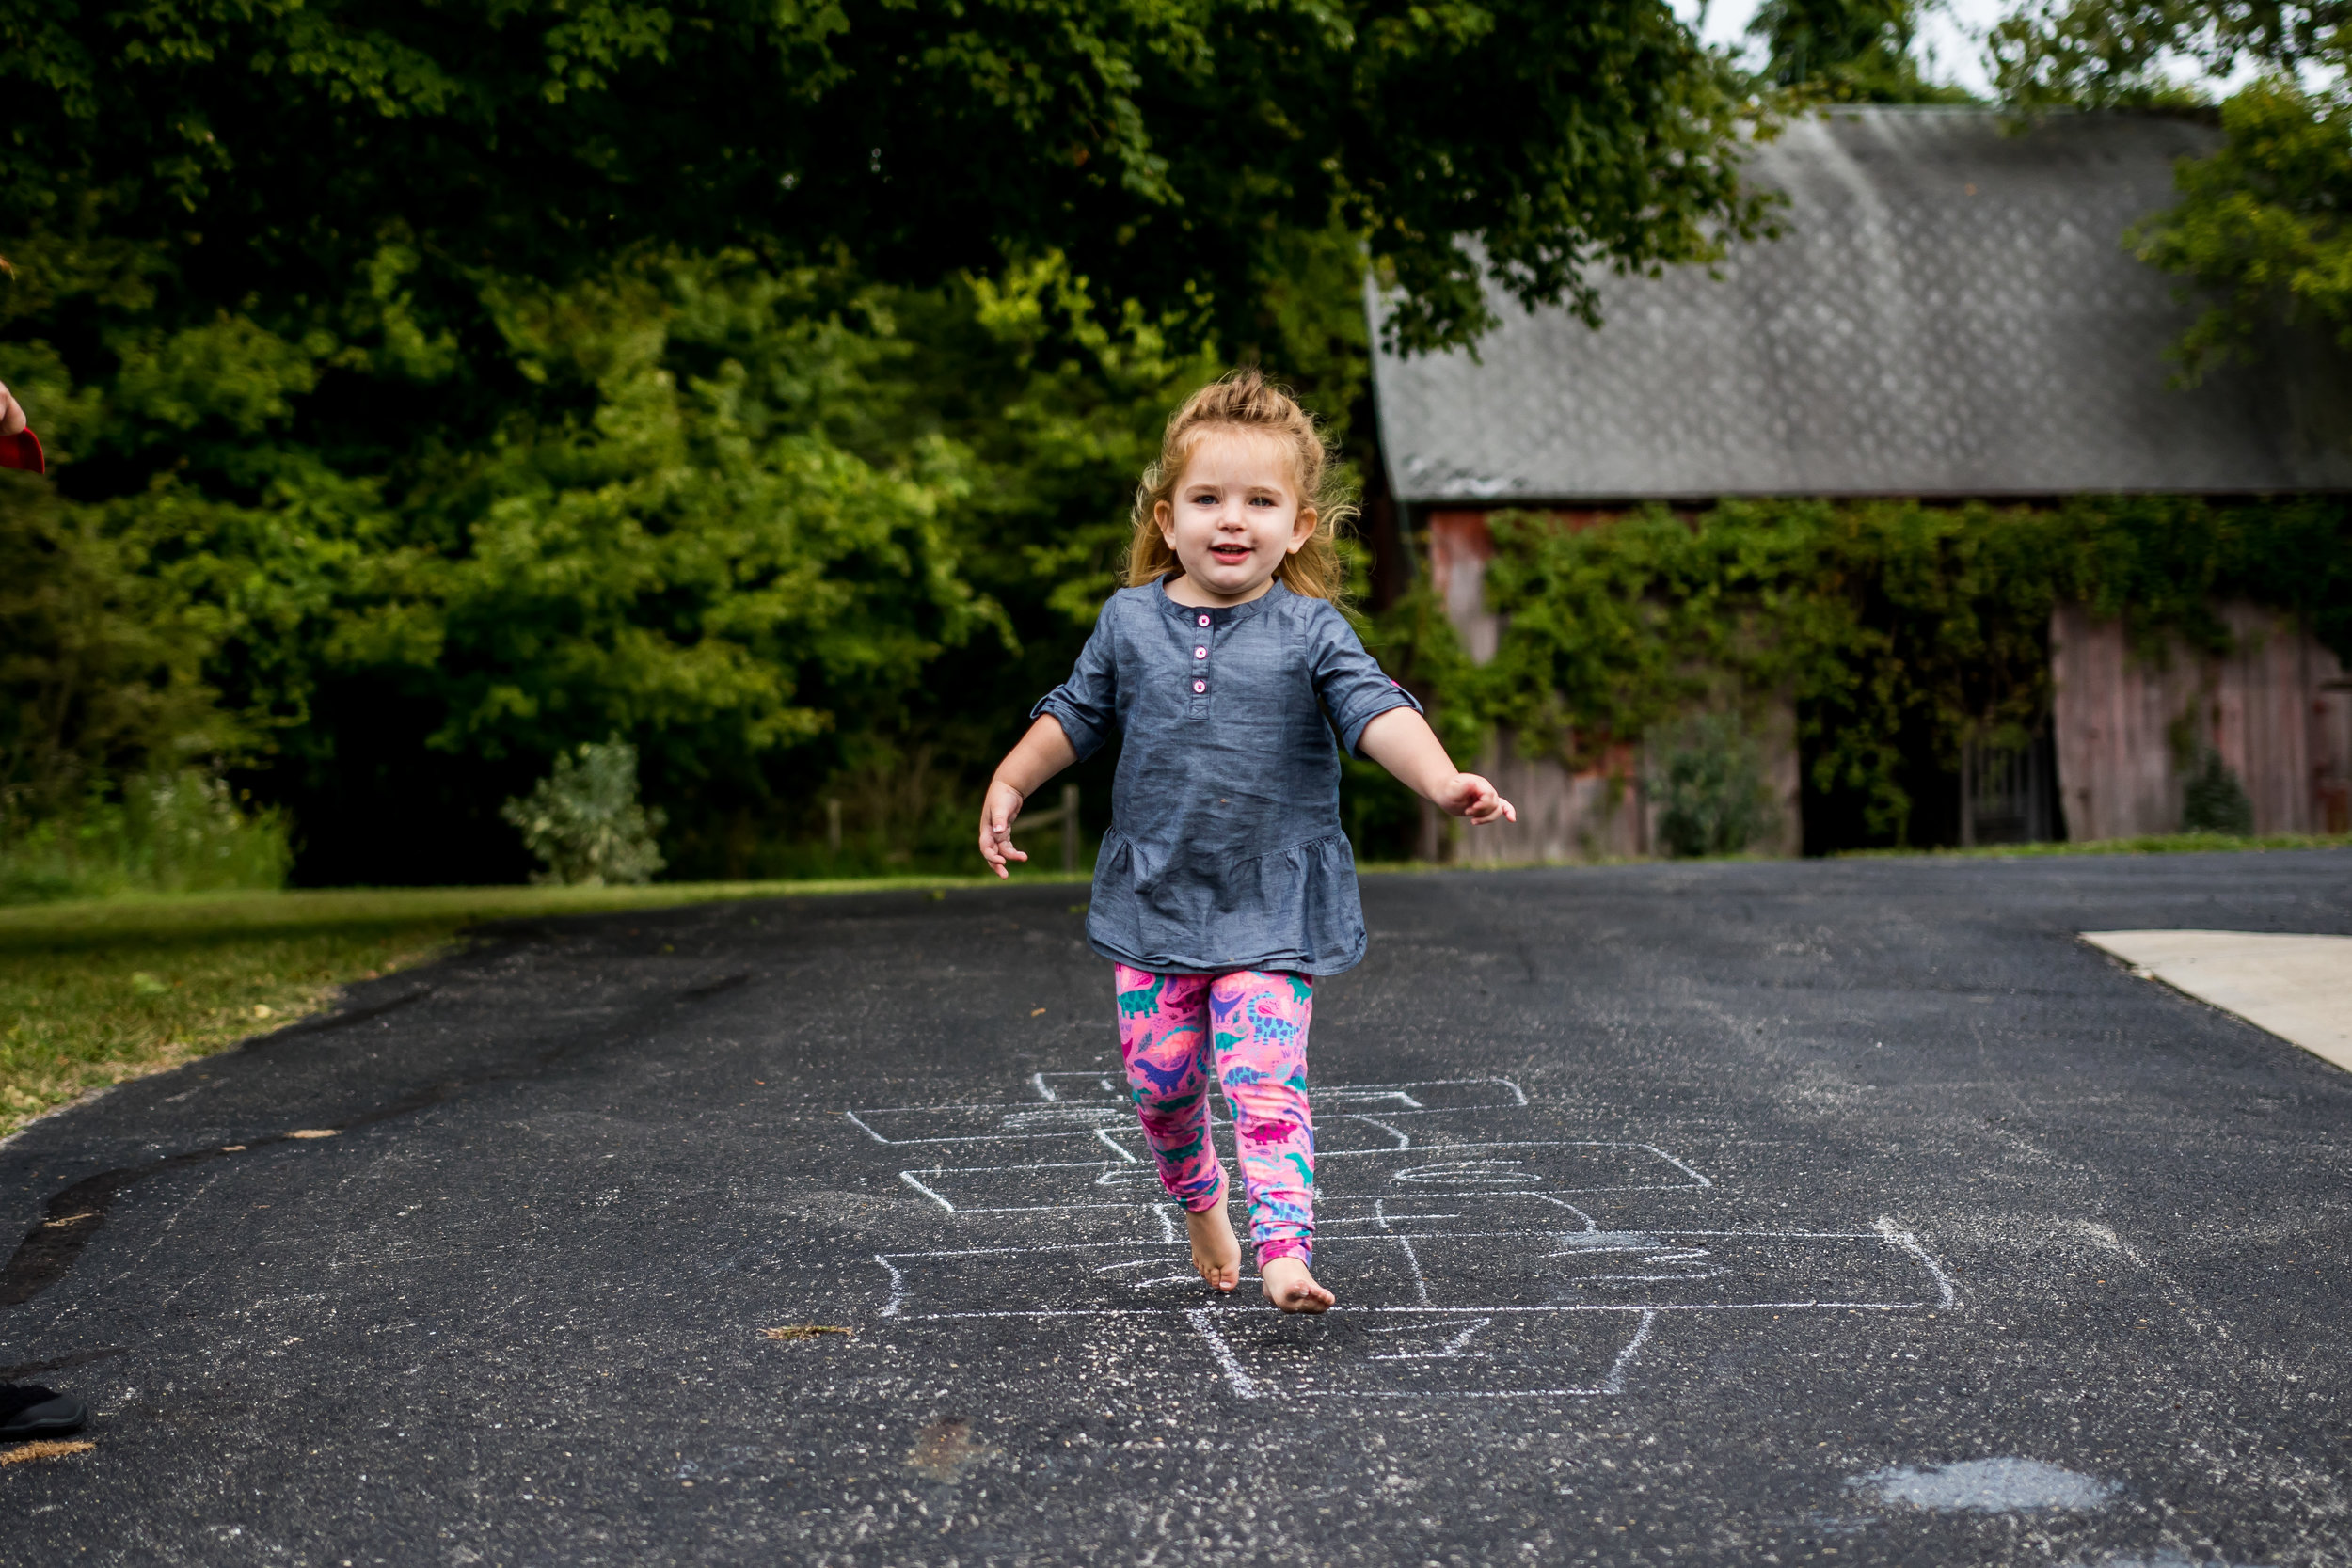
[0,427,44,473]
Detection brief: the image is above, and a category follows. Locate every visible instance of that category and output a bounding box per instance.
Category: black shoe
[0,1383,88,1439]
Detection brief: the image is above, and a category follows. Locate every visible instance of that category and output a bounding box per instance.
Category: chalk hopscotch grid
[848,1074,1958,1401]
[871,1228,1958,1319]
[843,1076,1532,1147]
[1185,1307,1661,1401]
[895,1143,1715,1215]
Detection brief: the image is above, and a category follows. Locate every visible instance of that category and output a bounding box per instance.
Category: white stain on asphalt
[1851,1456,2118,1512]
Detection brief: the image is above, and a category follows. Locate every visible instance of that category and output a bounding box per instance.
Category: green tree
[1,0,1784,882]
[1748,0,1975,103]
[0,471,244,821]
[4,0,1773,367]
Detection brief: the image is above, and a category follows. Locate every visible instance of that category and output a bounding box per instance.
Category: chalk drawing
[844,1069,1955,1401]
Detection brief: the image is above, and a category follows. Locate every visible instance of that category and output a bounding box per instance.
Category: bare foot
[1185,1203,1242,1293]
[1260,1256,1335,1314]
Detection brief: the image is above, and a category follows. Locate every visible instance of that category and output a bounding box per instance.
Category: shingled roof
[1370,107,2352,505]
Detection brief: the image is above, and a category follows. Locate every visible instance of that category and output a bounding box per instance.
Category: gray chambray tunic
[1030,580,1422,976]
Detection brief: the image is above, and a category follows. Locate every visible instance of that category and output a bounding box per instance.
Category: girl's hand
[977,778,1030,879]
[1357,710,1518,827]
[975,716,1081,879]
[0,381,25,439]
[1438,771,1517,827]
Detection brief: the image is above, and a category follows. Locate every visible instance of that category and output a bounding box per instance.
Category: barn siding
[1423,513,1801,864]
[2050,603,2352,838]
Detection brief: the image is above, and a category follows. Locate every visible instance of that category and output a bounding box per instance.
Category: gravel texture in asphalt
[4,851,2349,1566]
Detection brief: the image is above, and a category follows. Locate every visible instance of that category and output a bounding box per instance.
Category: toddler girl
[977,372,1515,1313]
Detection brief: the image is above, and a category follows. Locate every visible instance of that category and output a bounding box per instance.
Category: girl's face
[1154,430,1316,606]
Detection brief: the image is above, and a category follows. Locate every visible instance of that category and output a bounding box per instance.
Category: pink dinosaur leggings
[1113,964,1315,1268]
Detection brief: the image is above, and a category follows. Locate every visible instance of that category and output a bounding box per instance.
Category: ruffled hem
[1083,830,1369,976]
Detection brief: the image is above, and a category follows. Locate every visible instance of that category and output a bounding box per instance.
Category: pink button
[1194,646,1208,659]
[1197,614,1210,626]
[1192,680,1206,694]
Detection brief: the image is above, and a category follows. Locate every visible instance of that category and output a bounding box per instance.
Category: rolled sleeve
[1308,605,1423,756]
[1029,608,1120,761]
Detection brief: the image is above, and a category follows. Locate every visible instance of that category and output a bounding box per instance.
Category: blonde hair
[1125,370,1355,601]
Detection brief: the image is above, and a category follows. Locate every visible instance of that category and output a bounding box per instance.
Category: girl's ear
[1154,498,1176,546]
[1285,507,1318,555]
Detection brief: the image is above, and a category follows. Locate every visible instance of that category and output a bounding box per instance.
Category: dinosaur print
[1127,1051,1197,1100]
[1114,963,1317,1267]
[1116,974,1167,1018]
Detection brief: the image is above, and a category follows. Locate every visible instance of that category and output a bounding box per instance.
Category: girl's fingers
[1465,790,1516,826]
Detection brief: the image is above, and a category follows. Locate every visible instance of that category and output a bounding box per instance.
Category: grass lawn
[0,874,1074,1142]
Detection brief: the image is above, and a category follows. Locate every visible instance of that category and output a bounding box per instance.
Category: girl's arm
[1358,708,1518,827]
[977,716,1082,877]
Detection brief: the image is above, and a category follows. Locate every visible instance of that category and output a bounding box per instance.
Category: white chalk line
[1186,1307,1261,1400]
[1347,1115,1415,1150]
[892,1300,1942,1319]
[1601,1308,1658,1393]
[862,1079,1527,1117]
[1393,1234,1434,1307]
[896,1170,958,1213]
[870,1227,1902,1261]
[1642,1145,1716,1189]
[895,1141,1713,1180]
[1873,1217,1960,1309]
[1370,1316,1486,1360]
[847,1120,1618,1150]
[976,1301,1649,1401]
[842,1079,1533,1143]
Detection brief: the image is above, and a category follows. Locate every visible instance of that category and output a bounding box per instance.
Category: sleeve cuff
[1029,695,1107,762]
[1338,685,1424,758]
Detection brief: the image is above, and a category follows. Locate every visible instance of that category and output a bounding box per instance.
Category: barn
[1366,105,2352,860]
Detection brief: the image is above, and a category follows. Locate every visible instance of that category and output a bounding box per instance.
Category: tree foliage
[1748,0,1975,103]
[4,0,1772,359]
[2130,80,2352,377]
[1,0,1784,884]
[1988,0,2332,111]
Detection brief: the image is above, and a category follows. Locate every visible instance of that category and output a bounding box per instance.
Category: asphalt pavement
[5,850,2349,1566]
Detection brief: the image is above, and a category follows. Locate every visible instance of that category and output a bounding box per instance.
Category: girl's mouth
[1209,544,1251,563]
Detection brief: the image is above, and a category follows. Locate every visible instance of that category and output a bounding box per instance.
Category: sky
[1670,0,2017,99]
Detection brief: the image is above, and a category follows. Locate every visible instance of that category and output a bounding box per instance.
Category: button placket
[1186,605,1213,716]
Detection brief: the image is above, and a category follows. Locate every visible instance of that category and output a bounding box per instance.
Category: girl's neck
[1160,571,1281,610]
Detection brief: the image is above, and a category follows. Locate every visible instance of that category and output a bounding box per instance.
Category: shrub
[501,738,667,886]
[2180,751,2255,834]
[1649,712,1777,858]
